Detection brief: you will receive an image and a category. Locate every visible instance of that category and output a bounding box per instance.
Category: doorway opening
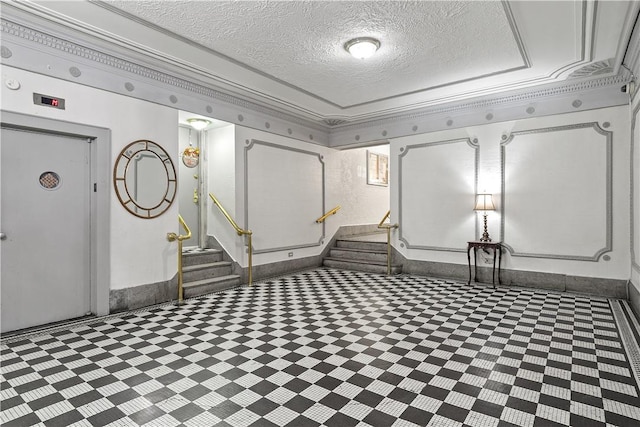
[178,111,234,252]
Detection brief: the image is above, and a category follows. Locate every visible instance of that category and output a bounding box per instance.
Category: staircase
[181,248,241,298]
[323,234,402,274]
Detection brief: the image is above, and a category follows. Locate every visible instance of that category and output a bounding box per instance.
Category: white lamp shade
[474,193,495,211]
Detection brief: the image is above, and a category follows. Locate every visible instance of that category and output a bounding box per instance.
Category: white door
[1,127,91,333]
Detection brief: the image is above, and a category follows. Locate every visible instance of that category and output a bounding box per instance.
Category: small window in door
[39,171,61,190]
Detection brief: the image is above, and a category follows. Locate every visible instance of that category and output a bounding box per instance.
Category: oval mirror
[114,140,177,218]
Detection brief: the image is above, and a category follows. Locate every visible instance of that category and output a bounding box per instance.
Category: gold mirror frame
[113,139,177,218]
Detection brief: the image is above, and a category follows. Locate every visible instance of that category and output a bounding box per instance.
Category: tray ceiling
[105,0,528,108]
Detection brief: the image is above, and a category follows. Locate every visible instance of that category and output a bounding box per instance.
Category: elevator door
[1,127,91,333]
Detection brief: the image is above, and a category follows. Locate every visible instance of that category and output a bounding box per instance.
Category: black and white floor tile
[2,268,640,426]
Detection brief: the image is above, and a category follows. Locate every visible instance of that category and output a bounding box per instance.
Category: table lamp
[474,193,495,242]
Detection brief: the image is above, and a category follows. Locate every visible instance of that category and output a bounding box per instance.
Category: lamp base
[480,213,492,242]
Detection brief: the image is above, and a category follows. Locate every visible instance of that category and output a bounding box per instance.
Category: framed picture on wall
[367,151,389,186]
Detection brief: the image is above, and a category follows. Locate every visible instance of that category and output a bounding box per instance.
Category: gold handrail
[209,193,253,285]
[316,205,341,223]
[377,210,399,275]
[167,214,192,304]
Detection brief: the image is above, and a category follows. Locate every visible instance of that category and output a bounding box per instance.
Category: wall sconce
[474,193,495,242]
[186,118,211,131]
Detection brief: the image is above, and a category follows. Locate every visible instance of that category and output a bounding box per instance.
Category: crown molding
[333,74,629,131]
[0,16,331,146]
[623,8,640,102]
[0,10,633,148]
[0,18,326,129]
[327,74,629,147]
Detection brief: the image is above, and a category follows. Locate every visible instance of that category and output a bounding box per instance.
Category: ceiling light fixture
[344,37,380,59]
[186,118,211,131]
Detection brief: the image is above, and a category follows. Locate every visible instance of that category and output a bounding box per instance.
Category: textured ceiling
[105,1,524,108]
[14,0,640,124]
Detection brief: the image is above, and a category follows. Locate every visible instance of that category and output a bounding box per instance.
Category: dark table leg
[473,247,478,283]
[492,247,497,288]
[498,244,502,286]
[467,245,472,284]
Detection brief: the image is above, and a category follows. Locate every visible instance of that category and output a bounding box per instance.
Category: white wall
[1,67,391,293]
[247,140,324,252]
[631,95,640,293]
[229,128,388,267]
[206,125,238,258]
[391,106,630,281]
[395,134,478,252]
[233,128,329,266]
[1,67,179,290]
[7,66,632,297]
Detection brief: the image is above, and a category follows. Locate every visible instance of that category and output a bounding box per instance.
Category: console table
[467,241,502,288]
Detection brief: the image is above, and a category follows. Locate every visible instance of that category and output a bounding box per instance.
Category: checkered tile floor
[2,268,640,426]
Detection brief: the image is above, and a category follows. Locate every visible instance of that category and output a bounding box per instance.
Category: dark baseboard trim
[252,256,323,282]
[395,251,627,299]
[107,225,378,312]
[109,275,178,313]
[108,257,326,313]
[109,234,632,313]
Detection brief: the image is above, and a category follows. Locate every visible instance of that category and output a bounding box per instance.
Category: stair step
[182,262,233,282]
[336,240,388,251]
[322,232,402,275]
[183,275,242,298]
[323,257,402,275]
[329,248,389,263]
[182,249,223,266]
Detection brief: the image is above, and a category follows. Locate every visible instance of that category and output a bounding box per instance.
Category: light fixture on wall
[344,37,380,59]
[474,193,495,242]
[186,118,211,131]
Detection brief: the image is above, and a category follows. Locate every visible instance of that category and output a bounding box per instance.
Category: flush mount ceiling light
[344,37,380,59]
[186,118,211,131]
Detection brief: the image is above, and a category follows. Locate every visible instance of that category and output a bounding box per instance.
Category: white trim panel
[501,122,612,260]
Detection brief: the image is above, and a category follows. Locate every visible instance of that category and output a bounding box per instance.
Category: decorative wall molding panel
[245,139,325,254]
[501,122,612,260]
[398,138,479,252]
